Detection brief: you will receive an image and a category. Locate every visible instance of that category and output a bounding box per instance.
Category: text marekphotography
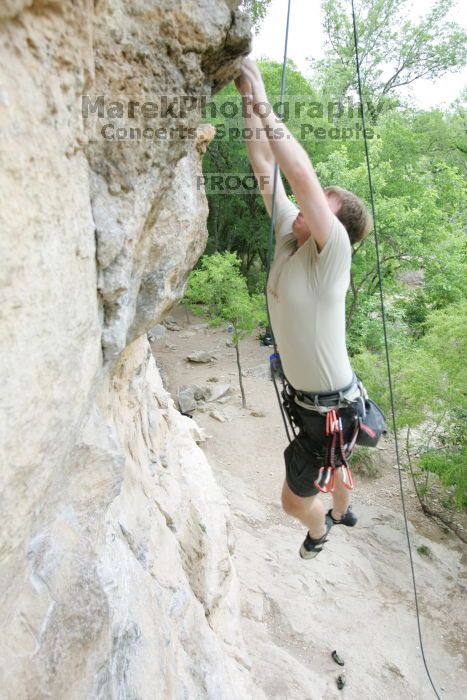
[82,94,376,142]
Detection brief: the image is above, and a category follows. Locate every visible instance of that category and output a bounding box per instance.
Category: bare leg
[330,468,350,521]
[281,480,326,539]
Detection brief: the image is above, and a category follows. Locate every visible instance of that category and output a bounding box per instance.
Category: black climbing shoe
[299,520,331,560]
[299,532,327,560]
[326,506,358,528]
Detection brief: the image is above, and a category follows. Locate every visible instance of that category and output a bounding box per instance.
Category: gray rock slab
[177,385,197,413]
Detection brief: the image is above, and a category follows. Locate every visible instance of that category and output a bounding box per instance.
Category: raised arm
[235,75,288,217]
[239,58,334,251]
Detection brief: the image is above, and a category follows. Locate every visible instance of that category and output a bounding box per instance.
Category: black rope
[264,0,294,443]
[349,2,441,697]
[271,360,294,442]
[266,0,292,266]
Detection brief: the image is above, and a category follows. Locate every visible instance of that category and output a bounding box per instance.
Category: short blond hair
[325,186,373,244]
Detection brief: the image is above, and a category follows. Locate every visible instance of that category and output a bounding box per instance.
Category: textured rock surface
[85,0,250,359]
[0,1,256,697]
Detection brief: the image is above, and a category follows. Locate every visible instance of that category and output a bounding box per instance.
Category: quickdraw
[314,409,358,494]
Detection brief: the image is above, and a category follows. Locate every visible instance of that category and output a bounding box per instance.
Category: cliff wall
[0,2,257,697]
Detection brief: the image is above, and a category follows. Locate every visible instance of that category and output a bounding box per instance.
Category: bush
[419,447,467,509]
[350,446,381,478]
[184,252,267,408]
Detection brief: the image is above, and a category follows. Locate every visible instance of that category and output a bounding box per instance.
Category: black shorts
[284,400,358,498]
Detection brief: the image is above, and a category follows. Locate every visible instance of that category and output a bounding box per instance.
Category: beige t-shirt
[267,199,354,393]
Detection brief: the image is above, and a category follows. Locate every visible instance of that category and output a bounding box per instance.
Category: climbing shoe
[326,506,358,528]
[299,532,327,559]
[299,520,331,560]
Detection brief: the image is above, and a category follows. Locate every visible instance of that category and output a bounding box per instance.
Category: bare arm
[235,76,288,217]
[239,58,334,250]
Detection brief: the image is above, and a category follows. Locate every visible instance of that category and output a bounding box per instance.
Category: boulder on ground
[177,385,197,413]
[186,351,214,363]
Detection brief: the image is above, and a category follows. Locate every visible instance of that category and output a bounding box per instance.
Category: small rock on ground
[164,319,181,331]
[209,410,226,423]
[187,351,214,363]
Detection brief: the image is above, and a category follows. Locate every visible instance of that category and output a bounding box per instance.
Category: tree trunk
[234,332,247,409]
[258,250,268,272]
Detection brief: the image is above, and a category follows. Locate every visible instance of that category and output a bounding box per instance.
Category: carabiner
[314,465,336,493]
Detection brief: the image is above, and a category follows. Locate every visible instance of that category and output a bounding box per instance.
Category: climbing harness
[294,373,356,408]
[263,1,442,697]
[270,352,360,493]
[314,409,356,493]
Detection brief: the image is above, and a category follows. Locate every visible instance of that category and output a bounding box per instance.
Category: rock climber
[235,57,373,559]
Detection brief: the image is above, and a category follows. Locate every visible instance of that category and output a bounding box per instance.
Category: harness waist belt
[294,373,357,408]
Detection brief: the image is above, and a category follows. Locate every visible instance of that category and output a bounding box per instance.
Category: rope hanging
[265,0,294,443]
[349,1,440,697]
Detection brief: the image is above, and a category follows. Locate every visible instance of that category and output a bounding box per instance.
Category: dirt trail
[152,307,466,700]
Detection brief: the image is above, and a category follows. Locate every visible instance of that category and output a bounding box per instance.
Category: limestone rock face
[0,1,257,697]
[3,339,252,699]
[85,0,249,359]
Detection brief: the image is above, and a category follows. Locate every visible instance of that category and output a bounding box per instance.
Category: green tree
[184,252,267,408]
[241,0,272,34]
[312,0,467,116]
[353,299,467,510]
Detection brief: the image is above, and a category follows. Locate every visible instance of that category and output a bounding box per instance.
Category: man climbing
[235,58,373,559]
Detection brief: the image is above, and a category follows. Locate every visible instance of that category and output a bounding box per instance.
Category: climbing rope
[263,1,442,697]
[349,1,441,697]
[265,0,294,443]
[266,0,292,266]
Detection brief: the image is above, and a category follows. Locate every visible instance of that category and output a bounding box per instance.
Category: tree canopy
[311,0,467,115]
[240,0,273,34]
